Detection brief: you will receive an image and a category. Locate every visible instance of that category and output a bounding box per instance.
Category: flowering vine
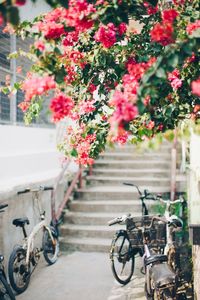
[2,0,200,164]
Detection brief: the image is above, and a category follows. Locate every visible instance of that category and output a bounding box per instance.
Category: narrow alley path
[16,252,145,300]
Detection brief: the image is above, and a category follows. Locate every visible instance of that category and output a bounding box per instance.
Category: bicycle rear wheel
[110,231,134,285]
[8,246,30,294]
[0,273,15,300]
[43,228,59,265]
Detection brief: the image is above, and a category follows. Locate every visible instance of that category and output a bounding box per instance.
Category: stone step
[69,200,153,213]
[63,211,141,225]
[105,144,172,153]
[60,224,124,239]
[86,176,170,187]
[91,168,170,178]
[99,152,171,161]
[77,186,170,200]
[93,160,170,169]
[60,236,111,252]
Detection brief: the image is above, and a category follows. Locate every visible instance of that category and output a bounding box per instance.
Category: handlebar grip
[0,204,8,210]
[17,188,30,195]
[42,186,54,191]
[123,182,134,186]
[108,218,120,226]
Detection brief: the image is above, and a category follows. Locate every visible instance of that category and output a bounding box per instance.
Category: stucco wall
[189,133,200,299]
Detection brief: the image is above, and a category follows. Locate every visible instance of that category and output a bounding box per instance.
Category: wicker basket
[126,216,166,249]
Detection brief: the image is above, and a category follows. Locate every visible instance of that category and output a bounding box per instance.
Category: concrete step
[93,160,170,169]
[69,199,155,213]
[86,176,170,187]
[77,186,170,200]
[91,168,170,178]
[99,152,171,161]
[63,211,141,225]
[60,236,111,252]
[105,144,172,153]
[60,224,124,239]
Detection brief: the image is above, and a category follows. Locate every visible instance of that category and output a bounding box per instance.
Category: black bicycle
[108,183,158,285]
[0,204,16,300]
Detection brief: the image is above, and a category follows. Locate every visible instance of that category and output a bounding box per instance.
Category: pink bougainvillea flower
[111,128,129,145]
[162,9,179,23]
[94,23,117,48]
[150,22,174,46]
[146,120,155,130]
[18,101,30,112]
[191,78,200,97]
[186,20,200,35]
[22,75,56,101]
[50,93,74,122]
[78,99,96,115]
[34,40,45,52]
[168,69,182,90]
[62,31,79,47]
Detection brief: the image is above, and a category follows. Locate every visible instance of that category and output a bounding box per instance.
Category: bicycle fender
[49,226,59,238]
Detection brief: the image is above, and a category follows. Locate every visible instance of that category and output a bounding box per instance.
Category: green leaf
[7,7,20,26]
[156,68,166,79]
[168,54,179,68]
[70,148,78,157]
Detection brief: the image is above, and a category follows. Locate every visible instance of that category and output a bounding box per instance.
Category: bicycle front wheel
[0,273,15,300]
[8,246,30,294]
[43,228,59,265]
[110,231,134,285]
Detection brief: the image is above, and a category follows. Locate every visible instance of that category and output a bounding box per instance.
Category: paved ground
[16,252,145,300]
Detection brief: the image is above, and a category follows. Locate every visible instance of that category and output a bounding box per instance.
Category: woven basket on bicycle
[126,215,166,249]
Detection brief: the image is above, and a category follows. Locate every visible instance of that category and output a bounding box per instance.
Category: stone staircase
[60,143,172,252]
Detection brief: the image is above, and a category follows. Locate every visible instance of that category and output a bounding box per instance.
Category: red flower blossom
[88,83,97,94]
[162,9,178,23]
[78,99,96,115]
[94,23,116,48]
[15,0,26,6]
[37,21,65,39]
[150,22,174,46]
[50,93,74,122]
[191,78,200,97]
[62,31,79,46]
[144,2,158,15]
[118,23,127,36]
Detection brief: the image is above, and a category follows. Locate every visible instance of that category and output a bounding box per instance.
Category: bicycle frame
[24,218,54,265]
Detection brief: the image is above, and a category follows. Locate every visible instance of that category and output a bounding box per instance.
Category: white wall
[19,1,51,22]
[0,125,63,193]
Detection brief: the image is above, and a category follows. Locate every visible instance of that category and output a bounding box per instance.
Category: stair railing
[170,129,177,201]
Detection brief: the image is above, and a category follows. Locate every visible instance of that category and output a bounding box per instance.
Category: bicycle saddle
[150,263,177,288]
[13,217,30,227]
[145,254,168,266]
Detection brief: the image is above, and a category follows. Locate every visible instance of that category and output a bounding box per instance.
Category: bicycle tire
[110,231,134,285]
[43,228,59,265]
[0,273,15,300]
[8,246,30,294]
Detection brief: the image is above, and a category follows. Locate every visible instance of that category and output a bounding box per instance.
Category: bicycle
[108,183,160,285]
[8,186,59,294]
[0,203,16,300]
[109,183,189,299]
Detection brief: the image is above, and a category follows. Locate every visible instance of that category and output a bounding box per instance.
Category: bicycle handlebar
[108,214,131,226]
[0,203,8,211]
[17,186,54,195]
